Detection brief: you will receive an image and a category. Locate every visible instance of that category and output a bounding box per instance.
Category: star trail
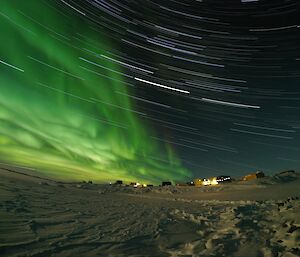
[0,0,300,182]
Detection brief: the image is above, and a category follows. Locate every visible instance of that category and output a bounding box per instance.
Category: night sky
[1,0,300,183]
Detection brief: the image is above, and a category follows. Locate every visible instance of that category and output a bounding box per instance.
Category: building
[216,176,231,183]
[193,177,218,186]
[193,178,203,186]
[243,171,265,181]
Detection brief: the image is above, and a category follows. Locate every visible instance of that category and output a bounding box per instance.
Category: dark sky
[1,0,300,182]
[76,0,300,177]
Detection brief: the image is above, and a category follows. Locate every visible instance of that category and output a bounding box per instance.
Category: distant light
[201,97,260,109]
[210,178,219,185]
[202,179,210,186]
[134,77,190,94]
[241,0,258,3]
[0,59,24,72]
[60,0,86,16]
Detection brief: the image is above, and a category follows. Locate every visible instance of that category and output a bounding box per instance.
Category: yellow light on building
[194,178,203,186]
[202,178,218,186]
[210,178,219,185]
[202,179,210,186]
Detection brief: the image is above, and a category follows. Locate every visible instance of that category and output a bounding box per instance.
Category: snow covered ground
[0,166,299,257]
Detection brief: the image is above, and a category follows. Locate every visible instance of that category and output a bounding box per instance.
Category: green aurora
[0,0,191,183]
